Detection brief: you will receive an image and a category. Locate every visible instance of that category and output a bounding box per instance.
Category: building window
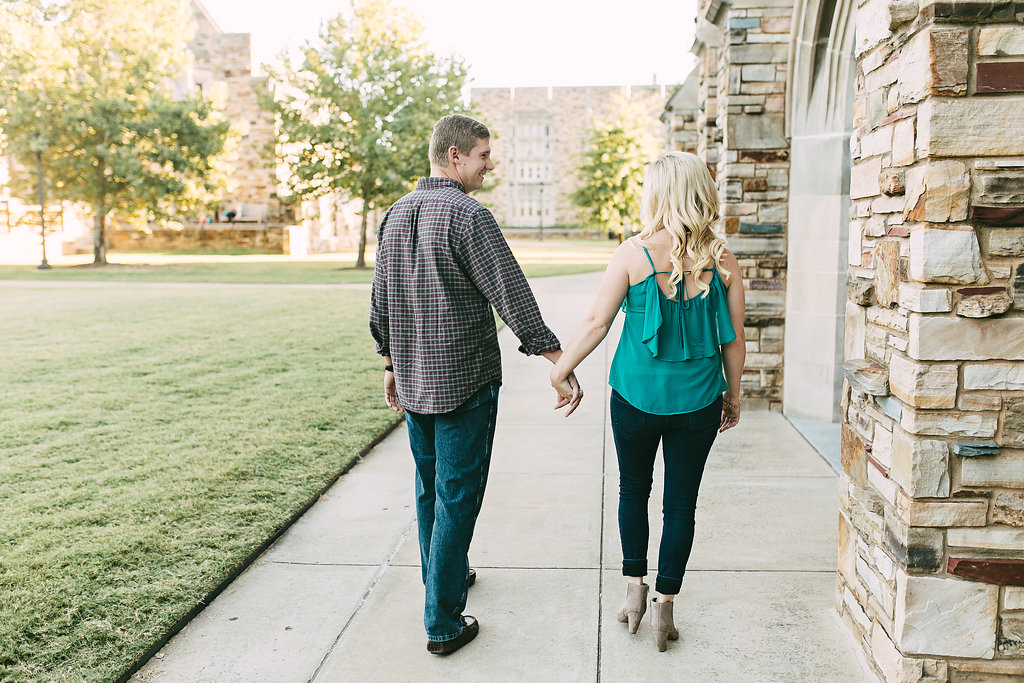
[813,0,840,82]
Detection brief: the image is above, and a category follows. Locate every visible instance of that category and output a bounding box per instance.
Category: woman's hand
[720,395,740,432]
[551,370,583,417]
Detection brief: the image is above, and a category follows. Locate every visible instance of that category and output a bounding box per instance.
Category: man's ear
[448,145,460,165]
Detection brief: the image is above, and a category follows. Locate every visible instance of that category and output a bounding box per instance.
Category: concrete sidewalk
[132,272,874,682]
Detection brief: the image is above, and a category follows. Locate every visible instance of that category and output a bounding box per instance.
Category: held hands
[543,348,583,417]
[720,394,740,432]
[384,370,403,413]
[551,370,583,417]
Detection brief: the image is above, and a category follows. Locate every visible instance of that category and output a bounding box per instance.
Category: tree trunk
[356,200,368,269]
[92,204,107,265]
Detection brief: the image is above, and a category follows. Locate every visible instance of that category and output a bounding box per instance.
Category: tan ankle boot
[651,599,679,652]
[615,582,649,634]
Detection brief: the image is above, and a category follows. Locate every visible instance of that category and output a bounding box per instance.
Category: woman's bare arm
[719,249,746,431]
[549,243,633,414]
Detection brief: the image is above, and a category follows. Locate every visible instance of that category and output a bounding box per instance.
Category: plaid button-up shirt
[369,176,561,414]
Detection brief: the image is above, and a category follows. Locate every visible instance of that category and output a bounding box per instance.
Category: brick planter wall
[107,226,287,253]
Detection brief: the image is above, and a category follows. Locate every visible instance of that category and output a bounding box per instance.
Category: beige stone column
[840,0,1024,679]
[694,0,793,409]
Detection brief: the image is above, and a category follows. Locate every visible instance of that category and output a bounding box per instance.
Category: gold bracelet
[722,396,741,410]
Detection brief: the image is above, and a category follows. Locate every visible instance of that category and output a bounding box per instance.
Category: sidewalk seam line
[307,517,416,682]
[595,336,609,683]
[262,563,837,573]
[263,561,386,567]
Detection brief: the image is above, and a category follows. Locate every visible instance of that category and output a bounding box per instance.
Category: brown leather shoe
[426,615,479,655]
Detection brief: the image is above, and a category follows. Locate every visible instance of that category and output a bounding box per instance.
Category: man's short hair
[429,114,490,167]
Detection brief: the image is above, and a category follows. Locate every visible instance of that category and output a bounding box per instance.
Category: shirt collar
[416,176,465,193]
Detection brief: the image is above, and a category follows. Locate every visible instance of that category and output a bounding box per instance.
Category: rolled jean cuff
[622,559,648,577]
[655,573,682,596]
[428,623,466,643]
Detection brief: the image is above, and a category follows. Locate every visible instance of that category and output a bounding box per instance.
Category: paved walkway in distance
[132,272,875,683]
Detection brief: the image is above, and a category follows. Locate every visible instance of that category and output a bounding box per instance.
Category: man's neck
[430,166,462,186]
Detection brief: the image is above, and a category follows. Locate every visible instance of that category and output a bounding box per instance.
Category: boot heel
[651,599,679,652]
[616,582,649,634]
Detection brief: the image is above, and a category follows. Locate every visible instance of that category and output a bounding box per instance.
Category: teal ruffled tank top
[609,246,737,415]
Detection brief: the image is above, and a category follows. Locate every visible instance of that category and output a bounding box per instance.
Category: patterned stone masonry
[693,8,723,172]
[662,68,701,154]
[188,1,285,222]
[840,0,1024,679]
[108,225,286,252]
[694,0,793,409]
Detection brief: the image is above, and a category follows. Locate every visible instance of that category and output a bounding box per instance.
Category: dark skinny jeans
[610,389,721,595]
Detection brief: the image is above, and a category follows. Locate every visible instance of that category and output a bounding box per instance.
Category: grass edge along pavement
[113,416,404,683]
[0,287,399,682]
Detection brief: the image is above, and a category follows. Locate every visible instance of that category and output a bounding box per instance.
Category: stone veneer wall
[470,86,666,229]
[107,225,286,252]
[662,68,701,154]
[839,0,1024,679]
[694,0,793,409]
[188,1,284,221]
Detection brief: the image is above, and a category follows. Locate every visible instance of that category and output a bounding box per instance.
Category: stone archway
[783,0,858,422]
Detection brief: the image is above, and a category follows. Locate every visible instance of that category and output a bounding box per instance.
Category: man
[369,114,581,654]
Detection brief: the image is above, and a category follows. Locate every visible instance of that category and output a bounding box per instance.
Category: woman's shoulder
[717,247,740,285]
[612,236,649,263]
[610,237,657,284]
[618,235,646,251]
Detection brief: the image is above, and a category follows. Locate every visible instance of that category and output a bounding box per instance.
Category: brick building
[0,0,284,261]
[177,0,284,223]
[471,85,667,229]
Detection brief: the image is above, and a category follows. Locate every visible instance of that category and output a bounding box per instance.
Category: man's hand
[551,370,583,417]
[384,370,403,412]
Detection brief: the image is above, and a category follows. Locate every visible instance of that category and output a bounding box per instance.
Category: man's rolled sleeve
[369,216,391,357]
[454,208,561,356]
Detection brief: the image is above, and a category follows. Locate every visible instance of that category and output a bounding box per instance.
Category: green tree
[571,99,660,241]
[264,0,469,268]
[0,0,231,264]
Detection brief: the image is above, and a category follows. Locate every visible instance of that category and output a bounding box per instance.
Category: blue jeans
[404,381,500,641]
[610,389,721,595]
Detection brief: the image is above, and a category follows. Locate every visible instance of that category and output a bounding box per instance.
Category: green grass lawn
[0,260,604,284]
[0,286,400,681]
[0,242,614,680]
[0,239,615,284]
[0,259,379,284]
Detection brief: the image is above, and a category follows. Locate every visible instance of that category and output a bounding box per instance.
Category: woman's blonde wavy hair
[638,151,730,300]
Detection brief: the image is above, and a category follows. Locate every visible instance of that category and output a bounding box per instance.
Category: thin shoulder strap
[641,246,656,274]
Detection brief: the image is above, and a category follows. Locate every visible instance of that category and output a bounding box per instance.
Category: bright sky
[199,0,699,88]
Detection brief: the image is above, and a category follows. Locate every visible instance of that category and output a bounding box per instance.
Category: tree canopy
[0,0,230,264]
[570,99,660,241]
[264,0,469,268]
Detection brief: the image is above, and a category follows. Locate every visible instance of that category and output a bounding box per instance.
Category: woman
[551,152,745,651]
